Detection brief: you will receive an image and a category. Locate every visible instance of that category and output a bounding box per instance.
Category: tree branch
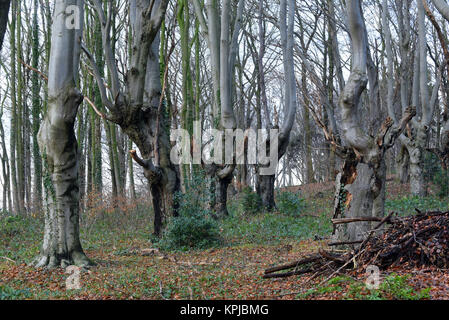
[383,107,417,149]
[81,43,116,113]
[129,149,150,169]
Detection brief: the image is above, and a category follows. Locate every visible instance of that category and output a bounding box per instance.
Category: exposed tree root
[32,251,95,269]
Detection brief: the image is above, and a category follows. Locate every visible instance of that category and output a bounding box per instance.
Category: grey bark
[34,0,92,268]
[395,0,441,196]
[85,0,180,236]
[333,0,416,244]
[193,0,244,216]
[427,0,449,169]
[258,0,297,210]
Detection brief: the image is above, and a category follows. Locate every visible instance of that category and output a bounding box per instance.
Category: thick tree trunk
[440,121,449,169]
[36,86,91,267]
[406,125,428,196]
[124,107,180,236]
[150,181,163,237]
[333,0,416,245]
[408,143,426,196]
[333,162,380,243]
[34,0,92,268]
[215,175,232,217]
[258,174,275,211]
[372,158,386,219]
[397,144,410,183]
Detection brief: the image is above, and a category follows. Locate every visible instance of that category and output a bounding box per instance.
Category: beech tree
[332,0,415,243]
[258,0,297,210]
[396,0,439,196]
[428,0,449,169]
[33,0,92,268]
[84,0,179,236]
[192,0,245,216]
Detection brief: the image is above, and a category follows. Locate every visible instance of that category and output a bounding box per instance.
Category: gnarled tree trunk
[332,0,415,245]
[34,0,92,268]
[85,0,179,237]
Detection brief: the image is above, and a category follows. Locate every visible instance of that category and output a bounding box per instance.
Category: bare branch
[19,58,48,81]
[81,43,115,113]
[129,149,150,169]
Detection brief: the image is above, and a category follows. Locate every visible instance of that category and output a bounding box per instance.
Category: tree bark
[34,0,92,268]
[85,0,180,236]
[0,0,10,52]
[32,0,42,211]
[333,0,416,245]
[258,174,275,211]
[258,0,297,210]
[397,144,410,183]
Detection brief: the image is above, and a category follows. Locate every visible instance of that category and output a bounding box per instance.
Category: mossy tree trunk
[34,0,92,268]
[85,0,180,237]
[333,0,416,245]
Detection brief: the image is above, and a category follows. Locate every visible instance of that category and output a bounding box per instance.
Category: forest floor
[1,177,449,300]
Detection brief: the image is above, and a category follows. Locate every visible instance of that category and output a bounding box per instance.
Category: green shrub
[276,190,305,216]
[159,171,220,250]
[159,211,220,250]
[238,187,262,216]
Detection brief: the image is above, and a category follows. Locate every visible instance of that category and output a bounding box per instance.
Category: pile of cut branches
[263,210,449,280]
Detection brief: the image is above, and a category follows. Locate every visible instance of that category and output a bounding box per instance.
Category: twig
[264,255,320,274]
[263,267,313,279]
[317,248,364,287]
[332,217,383,225]
[159,281,169,300]
[0,256,16,263]
[84,96,107,119]
[328,240,363,246]
[19,58,48,81]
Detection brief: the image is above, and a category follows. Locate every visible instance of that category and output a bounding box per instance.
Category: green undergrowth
[385,196,449,216]
[298,274,431,300]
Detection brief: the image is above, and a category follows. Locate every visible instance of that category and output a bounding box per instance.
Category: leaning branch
[19,58,48,81]
[381,107,417,150]
[83,96,108,120]
[129,149,150,169]
[423,0,449,73]
[19,56,114,122]
[81,43,115,114]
